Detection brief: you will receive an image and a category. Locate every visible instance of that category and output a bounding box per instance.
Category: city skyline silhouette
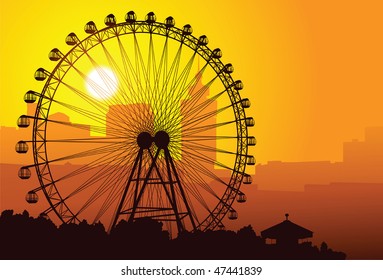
[2,124,383,258]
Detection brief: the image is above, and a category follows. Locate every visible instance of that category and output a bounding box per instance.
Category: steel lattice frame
[30,15,252,231]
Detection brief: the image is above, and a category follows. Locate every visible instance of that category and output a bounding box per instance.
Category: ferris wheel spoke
[175,158,220,205]
[163,81,225,137]
[73,50,132,113]
[147,33,156,100]
[180,145,236,173]
[43,141,132,165]
[56,80,114,127]
[160,44,182,104]
[52,94,106,119]
[181,135,239,142]
[61,144,134,196]
[69,59,146,134]
[163,51,196,110]
[39,143,136,223]
[178,178,212,215]
[118,33,160,131]
[54,83,145,137]
[37,137,124,144]
[64,150,135,202]
[183,91,224,125]
[175,177,216,224]
[151,36,169,105]
[116,36,145,104]
[183,141,238,156]
[181,190,200,225]
[168,149,226,219]
[55,144,134,184]
[66,154,133,223]
[94,171,133,225]
[133,33,152,105]
[52,89,108,122]
[92,40,154,131]
[104,103,144,137]
[60,67,115,112]
[61,70,140,138]
[158,39,177,106]
[97,44,136,106]
[115,37,159,133]
[179,59,210,98]
[177,62,212,112]
[85,58,122,104]
[159,62,197,131]
[181,89,228,129]
[162,169,200,225]
[72,155,131,219]
[53,116,125,139]
[153,43,183,128]
[173,147,228,190]
[179,66,220,116]
[149,33,177,128]
[58,51,123,108]
[182,119,237,138]
[169,105,231,138]
[43,107,134,139]
[156,51,199,131]
[118,39,164,133]
[44,116,108,136]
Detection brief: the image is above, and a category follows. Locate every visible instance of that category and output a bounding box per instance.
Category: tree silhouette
[0,210,346,260]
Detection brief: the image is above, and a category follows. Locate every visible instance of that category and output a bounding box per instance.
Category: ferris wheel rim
[30,12,251,231]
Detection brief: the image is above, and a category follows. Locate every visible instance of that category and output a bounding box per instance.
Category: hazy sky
[1,0,382,164]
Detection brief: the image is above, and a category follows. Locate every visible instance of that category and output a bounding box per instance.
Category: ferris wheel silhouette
[16,11,255,234]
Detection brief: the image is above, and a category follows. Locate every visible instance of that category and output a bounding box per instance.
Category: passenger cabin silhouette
[261,214,313,247]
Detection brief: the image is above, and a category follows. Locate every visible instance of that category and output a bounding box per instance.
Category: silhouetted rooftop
[261,214,313,240]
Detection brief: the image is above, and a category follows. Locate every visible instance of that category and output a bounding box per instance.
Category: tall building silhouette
[343,126,383,165]
[181,69,218,173]
[106,104,154,137]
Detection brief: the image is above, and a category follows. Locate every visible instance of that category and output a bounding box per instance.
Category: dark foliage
[0,210,346,260]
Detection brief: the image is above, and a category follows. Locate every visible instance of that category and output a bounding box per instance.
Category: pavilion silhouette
[261,213,313,247]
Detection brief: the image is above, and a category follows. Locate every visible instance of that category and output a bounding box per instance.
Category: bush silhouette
[0,210,346,260]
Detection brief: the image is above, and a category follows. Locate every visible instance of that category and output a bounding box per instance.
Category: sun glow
[86,67,118,100]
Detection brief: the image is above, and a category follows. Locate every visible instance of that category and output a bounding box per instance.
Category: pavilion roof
[261,214,313,239]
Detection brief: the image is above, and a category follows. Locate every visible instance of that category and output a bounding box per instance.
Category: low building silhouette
[254,127,383,191]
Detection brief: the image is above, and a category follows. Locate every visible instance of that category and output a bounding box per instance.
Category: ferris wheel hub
[154,131,170,149]
[137,132,153,149]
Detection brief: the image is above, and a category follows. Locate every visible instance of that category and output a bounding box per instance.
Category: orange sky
[1,1,382,165]
[1,2,383,259]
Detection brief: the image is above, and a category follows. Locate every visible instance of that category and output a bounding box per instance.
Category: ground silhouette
[0,210,346,260]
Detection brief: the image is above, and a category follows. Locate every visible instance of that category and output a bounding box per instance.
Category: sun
[85,67,119,100]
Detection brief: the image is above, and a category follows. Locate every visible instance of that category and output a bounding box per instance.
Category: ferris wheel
[16,11,256,234]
